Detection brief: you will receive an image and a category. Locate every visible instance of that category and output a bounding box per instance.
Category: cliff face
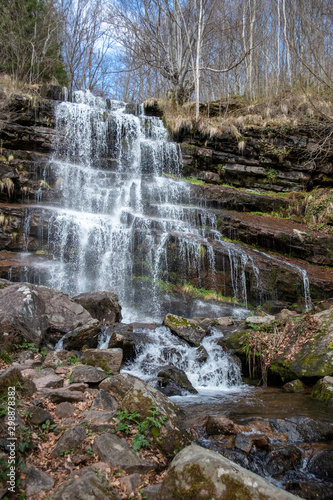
[0,90,332,311]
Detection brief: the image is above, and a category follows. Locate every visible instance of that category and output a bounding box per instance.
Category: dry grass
[146,89,333,140]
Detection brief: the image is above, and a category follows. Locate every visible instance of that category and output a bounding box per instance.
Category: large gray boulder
[159,444,299,500]
[163,314,206,346]
[0,282,92,347]
[72,290,122,323]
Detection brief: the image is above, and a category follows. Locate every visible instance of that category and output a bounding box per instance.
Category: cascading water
[24,89,312,321]
[123,325,244,393]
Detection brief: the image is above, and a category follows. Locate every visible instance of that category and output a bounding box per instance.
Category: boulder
[81,348,123,374]
[159,444,298,499]
[52,467,120,500]
[99,373,143,398]
[0,282,93,347]
[92,433,156,473]
[311,376,333,403]
[206,416,244,436]
[62,319,101,350]
[34,374,64,390]
[264,445,303,477]
[308,450,333,480]
[40,389,86,403]
[282,379,305,393]
[72,291,122,323]
[163,314,206,346]
[52,425,86,457]
[0,366,23,396]
[71,365,107,384]
[157,365,198,395]
[42,350,79,368]
[119,376,190,455]
[107,324,136,361]
[269,308,333,380]
[25,466,54,497]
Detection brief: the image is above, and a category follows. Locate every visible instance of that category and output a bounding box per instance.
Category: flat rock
[55,402,75,419]
[52,425,86,457]
[92,433,156,473]
[81,348,123,374]
[81,410,117,424]
[140,484,161,500]
[43,350,79,368]
[52,467,120,500]
[159,443,299,500]
[163,314,206,346]
[39,388,86,403]
[34,374,64,389]
[71,365,107,384]
[26,466,54,497]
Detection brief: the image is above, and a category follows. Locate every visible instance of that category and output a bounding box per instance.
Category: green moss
[165,464,216,500]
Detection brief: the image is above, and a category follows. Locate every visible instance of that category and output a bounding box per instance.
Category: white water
[123,325,244,393]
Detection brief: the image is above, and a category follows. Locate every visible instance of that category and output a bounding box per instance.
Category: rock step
[216,209,333,266]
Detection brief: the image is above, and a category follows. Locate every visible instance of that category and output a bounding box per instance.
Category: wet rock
[235,433,254,454]
[286,480,333,499]
[55,402,75,419]
[30,407,53,425]
[90,389,119,411]
[311,376,333,403]
[195,345,209,363]
[81,348,123,374]
[308,450,333,480]
[159,443,298,500]
[72,290,122,323]
[93,433,156,473]
[63,319,101,350]
[265,445,302,478]
[52,425,86,457]
[157,365,198,395]
[52,467,120,500]
[71,365,107,384]
[282,379,306,393]
[26,466,54,496]
[107,324,136,361]
[163,313,206,346]
[206,415,245,436]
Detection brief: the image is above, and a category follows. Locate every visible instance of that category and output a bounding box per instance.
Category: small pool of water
[171,386,333,422]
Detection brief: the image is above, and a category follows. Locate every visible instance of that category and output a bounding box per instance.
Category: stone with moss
[282,379,306,393]
[119,376,190,455]
[159,443,298,499]
[81,348,123,374]
[163,314,206,346]
[311,376,333,404]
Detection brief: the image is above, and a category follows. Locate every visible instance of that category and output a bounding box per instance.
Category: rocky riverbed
[1,280,333,499]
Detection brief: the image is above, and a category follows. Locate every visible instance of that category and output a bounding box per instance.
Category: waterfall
[22,89,312,320]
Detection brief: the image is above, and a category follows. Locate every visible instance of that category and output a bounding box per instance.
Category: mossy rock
[163,314,206,346]
[159,443,298,499]
[311,376,333,403]
[120,379,190,456]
